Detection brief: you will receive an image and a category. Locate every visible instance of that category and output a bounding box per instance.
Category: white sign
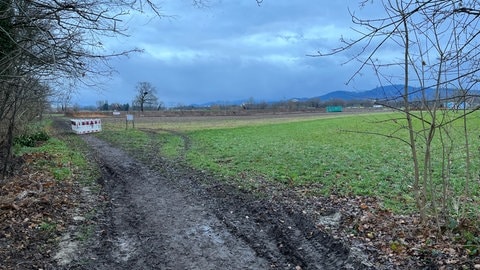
[126,114,134,121]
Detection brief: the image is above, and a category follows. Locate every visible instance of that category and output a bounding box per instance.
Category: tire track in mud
[136,128,350,267]
[135,128,367,268]
[78,135,268,269]
[70,130,374,269]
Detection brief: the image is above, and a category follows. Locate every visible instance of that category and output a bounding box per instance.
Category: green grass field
[97,111,480,213]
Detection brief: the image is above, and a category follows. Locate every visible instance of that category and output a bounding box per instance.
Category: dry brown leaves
[0,152,79,270]
[311,194,480,269]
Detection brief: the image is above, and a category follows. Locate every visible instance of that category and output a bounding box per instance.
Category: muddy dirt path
[65,134,373,269]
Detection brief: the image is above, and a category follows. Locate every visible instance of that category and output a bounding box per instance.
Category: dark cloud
[73,0,382,106]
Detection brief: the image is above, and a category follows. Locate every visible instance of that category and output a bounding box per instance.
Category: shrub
[14,130,50,147]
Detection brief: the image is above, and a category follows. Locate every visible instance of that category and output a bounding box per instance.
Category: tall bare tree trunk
[401,12,425,222]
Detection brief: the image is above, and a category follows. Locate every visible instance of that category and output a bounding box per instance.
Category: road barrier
[70,119,102,134]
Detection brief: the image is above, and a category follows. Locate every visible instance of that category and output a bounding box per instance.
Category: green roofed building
[326,106,343,112]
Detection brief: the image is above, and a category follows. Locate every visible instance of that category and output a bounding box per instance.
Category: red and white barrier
[70,119,102,134]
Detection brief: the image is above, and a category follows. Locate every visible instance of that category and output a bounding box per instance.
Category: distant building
[446,102,468,110]
[326,106,343,112]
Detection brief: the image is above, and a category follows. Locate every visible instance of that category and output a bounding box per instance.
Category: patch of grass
[159,133,184,158]
[77,221,95,241]
[52,167,72,181]
[17,137,81,181]
[15,117,100,184]
[96,127,186,159]
[96,128,149,152]
[98,112,480,214]
[39,220,56,232]
[101,113,353,132]
[186,115,414,200]
[185,112,480,212]
[462,230,480,256]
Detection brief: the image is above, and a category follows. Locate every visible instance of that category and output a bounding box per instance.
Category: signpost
[126,114,134,129]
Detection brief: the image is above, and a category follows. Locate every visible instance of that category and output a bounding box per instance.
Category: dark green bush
[14,130,50,147]
[32,130,50,142]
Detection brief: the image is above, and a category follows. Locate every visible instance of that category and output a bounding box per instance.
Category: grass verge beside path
[14,117,99,184]
[0,116,101,269]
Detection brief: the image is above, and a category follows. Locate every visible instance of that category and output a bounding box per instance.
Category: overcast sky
[73,0,385,107]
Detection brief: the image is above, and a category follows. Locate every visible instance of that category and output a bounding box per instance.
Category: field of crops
[97,111,480,212]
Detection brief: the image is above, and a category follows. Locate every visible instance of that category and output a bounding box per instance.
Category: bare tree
[0,0,265,179]
[133,81,159,112]
[318,1,480,229]
[0,76,50,178]
[0,0,164,180]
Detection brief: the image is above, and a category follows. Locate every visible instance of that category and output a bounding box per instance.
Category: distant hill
[194,85,475,107]
[317,85,427,102]
[318,85,480,103]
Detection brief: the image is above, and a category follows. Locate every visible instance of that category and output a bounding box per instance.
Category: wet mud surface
[63,134,373,269]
